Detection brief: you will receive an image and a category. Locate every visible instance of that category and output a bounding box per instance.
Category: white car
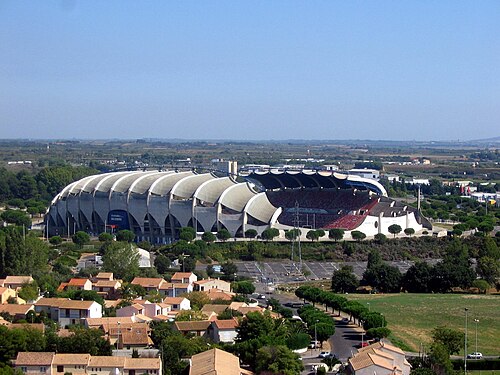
[467,352,483,359]
[318,351,331,358]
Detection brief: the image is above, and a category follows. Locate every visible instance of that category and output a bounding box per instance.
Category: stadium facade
[46,170,431,243]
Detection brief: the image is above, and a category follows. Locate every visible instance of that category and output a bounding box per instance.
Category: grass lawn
[345,293,500,355]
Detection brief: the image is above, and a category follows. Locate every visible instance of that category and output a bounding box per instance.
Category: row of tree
[295,286,390,338]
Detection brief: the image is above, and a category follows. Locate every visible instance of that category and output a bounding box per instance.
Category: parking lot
[233,259,440,285]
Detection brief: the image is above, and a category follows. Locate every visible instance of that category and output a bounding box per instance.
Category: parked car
[467,352,483,359]
[318,351,331,358]
[309,340,320,349]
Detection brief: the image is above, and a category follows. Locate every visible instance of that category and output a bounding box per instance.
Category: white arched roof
[244,192,280,223]
[94,172,130,193]
[110,171,152,194]
[171,173,215,199]
[81,174,111,194]
[194,177,236,206]
[149,171,194,196]
[219,182,257,212]
[129,171,174,195]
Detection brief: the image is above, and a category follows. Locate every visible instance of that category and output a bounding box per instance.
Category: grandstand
[46,170,430,243]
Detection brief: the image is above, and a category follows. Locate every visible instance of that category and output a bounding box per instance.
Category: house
[1,276,34,290]
[84,316,135,332]
[173,320,211,337]
[52,353,90,375]
[208,318,239,344]
[189,348,253,375]
[14,352,54,375]
[77,253,103,270]
[117,300,172,319]
[0,304,34,320]
[130,277,170,295]
[194,278,231,293]
[348,341,411,375]
[15,352,162,375]
[204,288,235,301]
[201,304,229,317]
[116,325,153,349]
[162,296,191,311]
[58,278,93,292]
[171,272,197,285]
[162,282,193,297]
[92,279,122,297]
[94,272,114,281]
[0,286,19,304]
[34,298,102,327]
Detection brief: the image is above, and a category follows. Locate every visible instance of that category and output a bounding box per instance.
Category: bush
[286,332,310,350]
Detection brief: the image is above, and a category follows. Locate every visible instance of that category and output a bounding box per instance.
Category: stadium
[46,170,431,243]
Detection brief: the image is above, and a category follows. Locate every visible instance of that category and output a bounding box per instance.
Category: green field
[345,293,500,355]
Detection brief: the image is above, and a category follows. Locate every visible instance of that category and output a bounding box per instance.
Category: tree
[315,322,335,343]
[476,256,500,285]
[366,327,391,340]
[388,224,402,238]
[402,262,433,293]
[245,229,258,238]
[98,232,113,242]
[306,230,320,242]
[49,236,63,245]
[102,242,140,281]
[404,228,415,237]
[154,254,171,275]
[331,265,359,293]
[472,279,490,293]
[374,233,387,243]
[285,229,301,241]
[116,229,135,243]
[201,231,216,243]
[185,291,210,310]
[232,280,256,295]
[367,249,383,269]
[179,227,196,242]
[255,345,304,375]
[329,228,344,242]
[350,231,366,242]
[56,327,112,356]
[179,256,196,272]
[221,261,238,281]
[261,228,279,241]
[431,326,464,355]
[362,264,402,293]
[0,210,31,227]
[216,229,231,242]
[72,231,90,248]
[429,342,453,375]
[18,281,39,302]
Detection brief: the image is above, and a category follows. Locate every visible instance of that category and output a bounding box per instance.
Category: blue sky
[1,1,499,141]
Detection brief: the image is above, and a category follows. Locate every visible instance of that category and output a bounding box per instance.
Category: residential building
[14,352,54,375]
[171,272,197,285]
[189,348,253,375]
[34,298,102,327]
[348,341,411,375]
[194,278,231,293]
[173,321,211,337]
[0,304,34,320]
[14,352,161,375]
[208,318,239,344]
[162,297,190,311]
[1,276,34,290]
[0,286,19,304]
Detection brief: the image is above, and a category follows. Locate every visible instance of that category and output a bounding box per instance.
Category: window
[57,365,64,372]
[40,367,47,373]
[21,367,27,373]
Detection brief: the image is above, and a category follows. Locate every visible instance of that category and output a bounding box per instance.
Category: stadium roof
[245,170,387,196]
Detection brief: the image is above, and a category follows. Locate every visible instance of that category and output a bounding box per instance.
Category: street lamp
[474,319,479,355]
[464,308,469,375]
[367,302,370,312]
[361,320,365,347]
[314,319,319,351]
